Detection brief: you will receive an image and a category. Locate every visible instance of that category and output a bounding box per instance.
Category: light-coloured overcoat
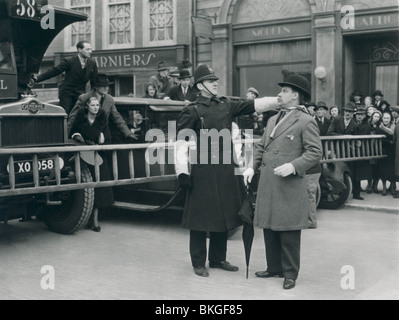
[253,109,322,231]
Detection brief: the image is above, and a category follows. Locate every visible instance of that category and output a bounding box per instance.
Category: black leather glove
[178,174,192,191]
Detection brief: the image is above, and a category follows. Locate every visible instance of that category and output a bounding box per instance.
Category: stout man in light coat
[243,74,322,290]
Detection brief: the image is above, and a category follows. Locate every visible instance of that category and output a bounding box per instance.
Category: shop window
[236,40,311,97]
[104,0,135,49]
[65,0,95,51]
[143,0,176,47]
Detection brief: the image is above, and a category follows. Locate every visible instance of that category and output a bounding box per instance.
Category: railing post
[8,155,15,190]
[128,150,135,179]
[112,151,118,181]
[32,154,39,188]
[75,153,81,183]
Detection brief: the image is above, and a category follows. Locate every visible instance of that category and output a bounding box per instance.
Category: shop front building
[198,0,398,107]
[35,0,191,100]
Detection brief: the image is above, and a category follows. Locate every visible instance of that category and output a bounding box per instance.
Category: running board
[111,188,184,212]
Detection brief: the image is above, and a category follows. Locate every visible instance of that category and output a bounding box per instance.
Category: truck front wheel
[43,162,94,235]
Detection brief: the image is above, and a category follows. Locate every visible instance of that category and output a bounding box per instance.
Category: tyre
[43,162,95,235]
[318,172,352,210]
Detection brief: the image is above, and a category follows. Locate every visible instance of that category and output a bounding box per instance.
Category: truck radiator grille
[1,118,64,147]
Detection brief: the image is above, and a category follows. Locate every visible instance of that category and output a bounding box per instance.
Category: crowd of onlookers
[305,90,399,200]
[245,87,399,200]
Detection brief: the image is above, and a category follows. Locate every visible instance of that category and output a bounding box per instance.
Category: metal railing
[0,135,388,197]
[319,135,387,163]
[0,143,177,197]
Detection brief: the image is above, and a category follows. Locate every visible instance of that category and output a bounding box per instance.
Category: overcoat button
[274,151,279,154]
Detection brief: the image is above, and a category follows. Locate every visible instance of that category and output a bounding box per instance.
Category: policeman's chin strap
[202,82,217,97]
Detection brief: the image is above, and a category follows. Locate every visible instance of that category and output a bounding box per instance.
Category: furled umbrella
[238,185,255,279]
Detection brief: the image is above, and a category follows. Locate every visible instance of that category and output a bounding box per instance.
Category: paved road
[0,207,398,301]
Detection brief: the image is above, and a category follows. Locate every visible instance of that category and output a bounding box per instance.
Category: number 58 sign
[11,0,39,20]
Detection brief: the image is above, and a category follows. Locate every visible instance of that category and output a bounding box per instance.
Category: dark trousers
[60,92,80,114]
[263,229,301,280]
[190,230,228,268]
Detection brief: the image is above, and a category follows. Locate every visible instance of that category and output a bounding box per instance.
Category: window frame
[143,0,177,47]
[64,0,96,52]
[102,0,135,49]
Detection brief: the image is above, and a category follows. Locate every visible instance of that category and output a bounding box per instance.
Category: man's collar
[197,95,219,105]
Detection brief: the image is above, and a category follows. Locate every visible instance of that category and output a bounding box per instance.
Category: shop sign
[343,11,399,32]
[0,74,18,100]
[92,48,178,72]
[234,20,311,44]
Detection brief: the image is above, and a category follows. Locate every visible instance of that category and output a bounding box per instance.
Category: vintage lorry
[0,0,388,236]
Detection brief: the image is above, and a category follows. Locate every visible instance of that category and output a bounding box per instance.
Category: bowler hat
[247,87,259,97]
[194,64,219,85]
[279,73,311,99]
[157,61,170,71]
[316,101,328,110]
[355,105,367,114]
[92,74,113,87]
[343,102,356,112]
[373,90,384,97]
[178,69,192,79]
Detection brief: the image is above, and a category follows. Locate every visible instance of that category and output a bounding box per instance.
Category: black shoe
[92,226,101,232]
[393,193,399,199]
[353,195,364,200]
[255,271,284,278]
[193,266,209,277]
[283,278,296,290]
[209,261,239,272]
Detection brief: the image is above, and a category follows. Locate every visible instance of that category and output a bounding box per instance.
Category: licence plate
[7,159,55,174]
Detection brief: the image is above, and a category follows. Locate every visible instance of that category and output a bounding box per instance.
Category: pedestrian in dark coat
[175,64,278,278]
[315,101,331,136]
[164,69,199,102]
[353,106,372,199]
[327,102,358,135]
[33,41,98,113]
[243,73,322,290]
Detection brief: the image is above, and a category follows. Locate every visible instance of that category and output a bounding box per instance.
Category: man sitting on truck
[67,74,138,142]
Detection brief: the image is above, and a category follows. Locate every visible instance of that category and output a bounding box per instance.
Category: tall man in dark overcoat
[175,64,278,277]
[33,41,98,113]
[243,74,322,290]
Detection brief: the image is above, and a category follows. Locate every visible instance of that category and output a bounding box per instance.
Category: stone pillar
[313,13,337,104]
[211,24,231,96]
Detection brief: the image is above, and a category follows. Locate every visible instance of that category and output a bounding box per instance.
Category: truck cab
[0,0,94,233]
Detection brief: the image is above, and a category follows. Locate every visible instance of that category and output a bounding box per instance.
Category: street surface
[0,206,398,301]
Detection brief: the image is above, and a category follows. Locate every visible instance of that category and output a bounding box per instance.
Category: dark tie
[100,95,105,106]
[276,110,288,125]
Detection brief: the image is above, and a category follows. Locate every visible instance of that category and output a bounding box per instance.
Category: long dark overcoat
[177,96,256,232]
[252,109,322,231]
